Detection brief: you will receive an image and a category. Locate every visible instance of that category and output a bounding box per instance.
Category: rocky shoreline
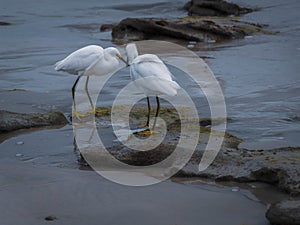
[3,105,296,198]
[0,110,68,133]
[1,105,299,224]
[76,106,299,196]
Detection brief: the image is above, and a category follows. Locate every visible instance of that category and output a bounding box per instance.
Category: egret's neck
[126,44,139,64]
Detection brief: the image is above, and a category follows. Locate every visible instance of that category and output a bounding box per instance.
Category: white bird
[125,43,181,134]
[55,45,127,117]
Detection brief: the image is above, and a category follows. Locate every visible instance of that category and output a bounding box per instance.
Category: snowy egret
[55,45,127,117]
[125,43,181,134]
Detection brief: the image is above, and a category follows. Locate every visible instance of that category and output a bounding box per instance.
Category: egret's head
[125,43,139,64]
[105,47,128,65]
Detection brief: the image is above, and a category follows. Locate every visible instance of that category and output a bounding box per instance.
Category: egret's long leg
[84,76,95,111]
[138,96,151,128]
[152,96,160,130]
[134,96,161,135]
[135,96,159,135]
[146,96,151,127]
[84,76,107,115]
[72,75,82,115]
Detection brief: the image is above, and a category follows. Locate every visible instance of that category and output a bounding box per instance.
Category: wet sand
[0,163,268,225]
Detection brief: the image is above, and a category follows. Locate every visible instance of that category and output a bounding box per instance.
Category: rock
[266,200,300,225]
[111,17,269,42]
[0,21,11,26]
[100,23,115,32]
[74,106,300,195]
[193,147,300,194]
[16,141,24,145]
[0,110,68,133]
[183,0,253,16]
[44,215,57,221]
[252,167,286,184]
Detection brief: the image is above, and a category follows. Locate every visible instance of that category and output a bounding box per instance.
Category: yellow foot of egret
[134,129,160,136]
[136,129,153,136]
[73,111,90,119]
[94,108,109,115]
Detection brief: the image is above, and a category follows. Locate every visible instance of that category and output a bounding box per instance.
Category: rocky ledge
[266,200,300,225]
[183,0,253,16]
[180,146,300,195]
[0,110,68,133]
[75,106,300,195]
[111,17,270,42]
[0,21,11,26]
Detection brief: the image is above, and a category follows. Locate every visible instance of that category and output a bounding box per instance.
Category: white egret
[125,43,181,134]
[55,45,127,117]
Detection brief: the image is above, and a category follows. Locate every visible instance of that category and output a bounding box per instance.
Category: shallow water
[1,0,299,145]
[205,0,300,144]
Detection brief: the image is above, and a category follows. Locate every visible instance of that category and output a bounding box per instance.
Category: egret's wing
[131,55,180,96]
[133,76,180,96]
[130,54,173,81]
[55,45,104,75]
[83,55,105,76]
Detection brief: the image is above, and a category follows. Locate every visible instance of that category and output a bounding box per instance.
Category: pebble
[16,141,24,145]
[207,39,216,43]
[189,41,197,45]
[231,187,240,192]
[45,215,57,221]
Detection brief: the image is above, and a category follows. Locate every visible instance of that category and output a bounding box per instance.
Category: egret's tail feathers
[170,80,181,91]
[54,60,79,75]
[164,80,181,96]
[54,60,63,71]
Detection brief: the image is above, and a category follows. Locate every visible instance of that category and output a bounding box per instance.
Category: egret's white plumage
[125,43,181,133]
[55,45,125,76]
[126,43,180,97]
[54,45,126,117]
[55,45,104,75]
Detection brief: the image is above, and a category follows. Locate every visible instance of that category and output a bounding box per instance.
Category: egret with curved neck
[55,45,127,118]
